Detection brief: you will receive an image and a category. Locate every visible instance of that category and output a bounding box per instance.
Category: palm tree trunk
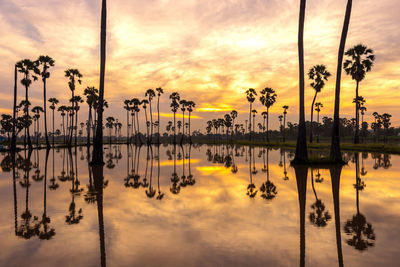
[43,77,50,149]
[12,64,17,151]
[149,100,153,143]
[317,111,320,143]
[310,91,317,143]
[354,81,360,144]
[330,0,352,163]
[188,111,192,144]
[249,103,252,141]
[181,111,185,144]
[87,105,92,146]
[92,0,107,165]
[266,109,270,143]
[294,0,308,163]
[126,109,129,144]
[157,96,160,144]
[25,84,33,150]
[283,113,287,142]
[173,112,176,144]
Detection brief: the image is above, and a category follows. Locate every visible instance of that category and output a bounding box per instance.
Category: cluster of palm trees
[122,90,196,145]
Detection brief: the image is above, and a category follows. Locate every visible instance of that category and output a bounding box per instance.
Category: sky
[0,0,399,133]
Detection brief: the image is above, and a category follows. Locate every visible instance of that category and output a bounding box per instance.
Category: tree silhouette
[48,97,59,147]
[65,69,82,146]
[331,0,352,163]
[344,44,375,144]
[282,105,289,142]
[308,65,331,143]
[16,59,40,150]
[245,88,257,141]
[314,102,323,142]
[145,89,156,143]
[37,56,55,149]
[309,169,331,227]
[169,92,180,144]
[294,0,308,164]
[259,87,277,143]
[84,87,99,147]
[260,149,277,200]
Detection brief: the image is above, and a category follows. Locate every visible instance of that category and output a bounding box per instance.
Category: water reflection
[0,145,399,266]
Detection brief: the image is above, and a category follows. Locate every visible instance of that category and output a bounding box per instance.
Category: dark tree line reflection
[0,145,386,266]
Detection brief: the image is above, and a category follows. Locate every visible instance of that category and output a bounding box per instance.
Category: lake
[0,144,399,267]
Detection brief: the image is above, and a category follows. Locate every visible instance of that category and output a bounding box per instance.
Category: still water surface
[0,144,399,267]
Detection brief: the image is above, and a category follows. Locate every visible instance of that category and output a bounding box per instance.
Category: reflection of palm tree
[260,149,277,200]
[294,166,308,267]
[247,146,257,198]
[330,165,344,267]
[282,150,289,181]
[66,149,83,225]
[156,145,164,200]
[146,146,156,198]
[170,144,180,194]
[37,150,56,240]
[344,153,375,251]
[309,169,331,227]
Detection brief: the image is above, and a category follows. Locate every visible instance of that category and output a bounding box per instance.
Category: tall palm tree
[230,110,238,135]
[315,102,323,143]
[37,56,55,149]
[155,87,164,144]
[282,105,289,142]
[11,64,18,151]
[32,106,44,147]
[92,0,107,165]
[331,0,353,163]
[16,59,40,150]
[186,100,195,143]
[123,99,131,144]
[71,95,84,145]
[141,99,150,142]
[259,87,277,143]
[105,117,115,144]
[359,101,367,142]
[58,105,67,144]
[169,92,180,144]
[84,87,99,146]
[145,89,156,142]
[308,65,331,143]
[179,99,187,143]
[245,88,257,141]
[65,69,82,146]
[344,44,375,144]
[48,98,59,147]
[294,0,308,163]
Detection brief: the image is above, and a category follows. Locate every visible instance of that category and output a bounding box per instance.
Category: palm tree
[260,149,277,200]
[37,56,55,149]
[155,87,164,144]
[309,169,331,227]
[16,59,40,150]
[282,105,289,142]
[84,87,99,146]
[187,100,195,143]
[179,99,187,144]
[230,110,238,135]
[169,92,180,144]
[105,117,115,144]
[11,64,18,151]
[259,87,277,143]
[58,105,67,144]
[65,69,82,146]
[251,109,257,136]
[315,102,323,142]
[145,89,156,143]
[92,0,107,165]
[308,65,331,143]
[48,98,59,147]
[245,88,257,141]
[123,99,131,144]
[360,101,367,142]
[294,0,308,163]
[141,99,150,142]
[261,111,267,138]
[32,106,44,147]
[344,44,375,144]
[71,95,84,145]
[331,0,353,163]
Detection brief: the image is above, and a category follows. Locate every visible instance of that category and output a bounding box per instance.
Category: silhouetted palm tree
[309,169,331,227]
[84,87,99,146]
[260,149,277,200]
[32,106,44,147]
[308,65,331,143]
[245,88,257,141]
[145,89,156,142]
[48,98,59,147]
[65,69,82,146]
[37,56,55,149]
[282,105,289,142]
[92,0,107,166]
[344,44,375,144]
[169,92,180,144]
[186,100,195,143]
[11,64,18,151]
[179,99,187,144]
[314,102,323,142]
[16,59,40,150]
[259,87,277,143]
[155,87,164,144]
[331,0,352,163]
[294,0,308,164]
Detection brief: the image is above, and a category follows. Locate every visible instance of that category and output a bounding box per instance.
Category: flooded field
[0,144,399,266]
